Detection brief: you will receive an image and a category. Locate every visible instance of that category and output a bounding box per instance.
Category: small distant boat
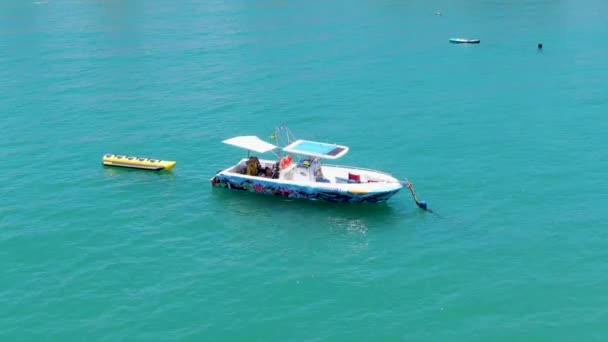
[449,38,480,44]
[102,154,176,171]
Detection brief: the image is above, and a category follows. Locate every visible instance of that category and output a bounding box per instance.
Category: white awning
[222,136,278,153]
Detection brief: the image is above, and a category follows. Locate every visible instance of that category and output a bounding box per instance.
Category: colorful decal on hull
[211,174,400,203]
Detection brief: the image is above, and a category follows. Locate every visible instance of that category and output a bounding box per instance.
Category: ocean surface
[1,0,607,340]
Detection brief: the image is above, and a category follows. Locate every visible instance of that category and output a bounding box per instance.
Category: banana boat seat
[102,154,176,171]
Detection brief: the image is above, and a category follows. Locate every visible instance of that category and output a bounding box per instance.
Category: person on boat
[272,162,280,179]
[262,166,273,177]
[246,156,260,176]
[256,165,268,177]
[279,154,292,169]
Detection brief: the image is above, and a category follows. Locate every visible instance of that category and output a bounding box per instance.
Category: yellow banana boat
[102,154,176,171]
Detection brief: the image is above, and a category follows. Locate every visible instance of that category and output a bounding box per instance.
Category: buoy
[538,43,543,49]
[102,154,176,171]
[418,200,428,210]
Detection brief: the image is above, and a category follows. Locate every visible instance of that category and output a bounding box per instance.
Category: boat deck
[225,158,399,185]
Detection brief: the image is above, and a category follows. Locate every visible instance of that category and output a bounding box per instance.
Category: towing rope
[398,179,437,214]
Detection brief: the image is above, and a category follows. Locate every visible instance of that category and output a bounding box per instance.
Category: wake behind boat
[210,128,404,203]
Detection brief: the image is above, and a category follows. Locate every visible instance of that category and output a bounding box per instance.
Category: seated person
[259,166,273,177]
[246,156,260,176]
[272,162,280,179]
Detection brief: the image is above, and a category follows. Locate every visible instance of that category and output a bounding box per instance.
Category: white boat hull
[449,38,481,44]
[211,159,403,203]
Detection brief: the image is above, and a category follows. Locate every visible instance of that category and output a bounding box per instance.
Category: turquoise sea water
[2,0,608,340]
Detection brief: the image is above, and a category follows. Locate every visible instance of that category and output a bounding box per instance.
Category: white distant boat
[210,127,404,203]
[449,38,480,44]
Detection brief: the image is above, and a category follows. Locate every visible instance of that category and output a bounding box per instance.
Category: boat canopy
[282,139,349,159]
[223,136,278,153]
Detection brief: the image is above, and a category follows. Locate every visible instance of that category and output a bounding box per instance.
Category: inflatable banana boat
[102,154,176,171]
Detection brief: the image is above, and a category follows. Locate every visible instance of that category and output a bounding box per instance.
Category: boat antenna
[272,124,297,153]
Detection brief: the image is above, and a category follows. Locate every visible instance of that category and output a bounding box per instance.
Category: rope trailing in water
[398,179,435,214]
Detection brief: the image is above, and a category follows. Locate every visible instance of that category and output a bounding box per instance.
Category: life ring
[280,155,292,169]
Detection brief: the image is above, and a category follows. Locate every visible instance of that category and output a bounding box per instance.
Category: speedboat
[210,128,404,203]
[449,38,481,44]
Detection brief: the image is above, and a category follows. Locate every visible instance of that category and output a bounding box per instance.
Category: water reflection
[328,217,368,234]
[210,187,402,234]
[102,165,176,181]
